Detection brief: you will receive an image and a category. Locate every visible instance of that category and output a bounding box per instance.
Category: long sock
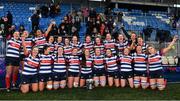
[6,77,10,89]
[164,79,167,87]
[12,74,18,84]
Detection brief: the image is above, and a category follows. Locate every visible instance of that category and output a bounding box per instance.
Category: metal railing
[0,37,6,58]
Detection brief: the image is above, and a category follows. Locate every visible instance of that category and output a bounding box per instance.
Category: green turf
[0,84,180,100]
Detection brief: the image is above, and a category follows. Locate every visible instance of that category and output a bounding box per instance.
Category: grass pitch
[0,83,180,100]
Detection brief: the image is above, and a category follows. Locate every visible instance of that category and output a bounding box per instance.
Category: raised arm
[129,40,136,51]
[162,35,178,54]
[44,23,53,37]
[21,37,29,56]
[121,26,131,39]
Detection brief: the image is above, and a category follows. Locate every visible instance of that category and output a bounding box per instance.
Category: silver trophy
[86,79,94,90]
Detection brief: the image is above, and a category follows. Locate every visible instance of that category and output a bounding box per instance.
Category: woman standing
[67,48,81,88]
[20,46,39,93]
[38,45,53,91]
[133,46,148,89]
[115,34,128,56]
[103,33,116,55]
[5,31,21,92]
[147,36,178,90]
[94,37,104,55]
[83,35,94,56]
[92,48,106,87]
[53,47,67,89]
[105,49,119,87]
[80,49,93,87]
[119,48,133,88]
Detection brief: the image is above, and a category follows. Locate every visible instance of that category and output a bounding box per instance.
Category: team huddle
[5,27,178,93]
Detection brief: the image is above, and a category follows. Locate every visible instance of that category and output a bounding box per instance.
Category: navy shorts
[107,71,119,79]
[149,70,164,79]
[5,57,20,66]
[53,72,67,81]
[93,68,106,77]
[21,74,38,84]
[134,70,147,77]
[39,73,53,82]
[120,71,133,79]
[68,71,79,77]
[20,54,26,61]
[80,73,93,79]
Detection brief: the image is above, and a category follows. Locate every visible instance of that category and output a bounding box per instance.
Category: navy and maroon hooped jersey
[94,44,105,55]
[20,37,33,55]
[70,42,83,55]
[81,57,93,74]
[115,40,128,55]
[67,55,82,73]
[39,54,53,74]
[119,55,132,72]
[22,55,40,75]
[92,55,105,69]
[83,41,94,55]
[103,39,116,54]
[53,55,66,73]
[6,38,21,58]
[148,51,163,71]
[105,56,118,72]
[33,36,46,50]
[133,53,147,71]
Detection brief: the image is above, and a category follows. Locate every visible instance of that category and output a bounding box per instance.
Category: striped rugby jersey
[6,38,21,58]
[39,54,53,74]
[20,37,33,55]
[105,55,118,72]
[94,44,105,55]
[137,43,148,53]
[54,42,64,55]
[133,53,147,71]
[70,42,83,55]
[103,39,116,54]
[92,55,105,69]
[63,45,73,57]
[22,55,40,75]
[148,51,163,71]
[53,55,66,73]
[119,55,132,72]
[45,42,55,55]
[83,41,94,55]
[67,55,81,73]
[81,57,93,74]
[33,36,46,50]
[115,40,128,55]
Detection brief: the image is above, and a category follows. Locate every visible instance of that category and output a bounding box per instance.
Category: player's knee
[32,87,38,92]
[157,84,165,91]
[46,84,53,90]
[32,89,38,92]
[150,83,156,90]
[60,84,66,89]
[141,81,149,89]
[121,82,126,88]
[100,80,106,87]
[94,80,99,87]
[134,80,140,88]
[108,82,113,87]
[115,83,120,87]
[73,82,79,88]
[21,89,29,94]
[53,84,59,90]
[80,83,84,87]
[39,87,44,91]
